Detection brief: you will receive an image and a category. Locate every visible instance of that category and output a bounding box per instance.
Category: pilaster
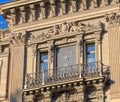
[95,31,102,76]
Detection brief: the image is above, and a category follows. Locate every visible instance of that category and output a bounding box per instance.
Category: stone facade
[0,0,120,102]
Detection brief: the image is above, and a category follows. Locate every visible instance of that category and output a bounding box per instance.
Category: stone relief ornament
[10,32,26,46]
[105,12,120,25]
[29,21,102,42]
[55,91,84,102]
[56,93,67,102]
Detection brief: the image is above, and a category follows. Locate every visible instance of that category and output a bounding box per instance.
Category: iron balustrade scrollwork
[24,62,107,89]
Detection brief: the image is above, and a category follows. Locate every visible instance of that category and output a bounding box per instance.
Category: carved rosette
[9,32,26,47]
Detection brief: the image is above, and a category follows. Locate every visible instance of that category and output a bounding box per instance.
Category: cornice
[10,4,120,32]
[0,40,9,46]
[0,0,43,10]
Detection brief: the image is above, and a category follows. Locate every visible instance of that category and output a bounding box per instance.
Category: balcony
[24,62,109,90]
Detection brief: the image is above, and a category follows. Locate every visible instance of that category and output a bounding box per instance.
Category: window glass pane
[86,44,96,73]
[41,53,48,71]
[87,44,95,52]
[86,44,95,63]
[56,45,76,68]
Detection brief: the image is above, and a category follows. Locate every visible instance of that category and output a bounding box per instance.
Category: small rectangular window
[86,44,96,73]
[86,44,96,63]
[40,52,48,72]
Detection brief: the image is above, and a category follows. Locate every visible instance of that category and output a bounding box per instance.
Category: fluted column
[30,4,36,21]
[20,6,26,23]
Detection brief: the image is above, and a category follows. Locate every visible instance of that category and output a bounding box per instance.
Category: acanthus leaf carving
[105,12,120,25]
[10,32,26,46]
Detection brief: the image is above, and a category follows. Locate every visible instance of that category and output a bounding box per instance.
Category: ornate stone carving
[56,93,67,102]
[10,32,26,46]
[60,1,66,15]
[93,0,98,8]
[39,2,46,19]
[50,0,56,17]
[29,21,102,42]
[105,12,120,25]
[30,4,36,21]
[71,0,77,12]
[82,0,87,10]
[20,6,26,23]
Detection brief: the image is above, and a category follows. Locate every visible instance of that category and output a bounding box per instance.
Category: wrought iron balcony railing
[24,62,108,89]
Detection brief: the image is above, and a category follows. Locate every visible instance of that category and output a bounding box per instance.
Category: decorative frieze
[28,21,102,43]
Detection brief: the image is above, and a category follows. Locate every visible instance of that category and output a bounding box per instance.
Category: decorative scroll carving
[105,12,120,25]
[10,32,26,46]
[29,21,102,42]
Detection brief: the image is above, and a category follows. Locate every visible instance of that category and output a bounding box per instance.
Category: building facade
[0,0,120,102]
